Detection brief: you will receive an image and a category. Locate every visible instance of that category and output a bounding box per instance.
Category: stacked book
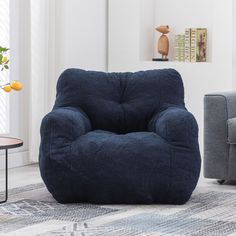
[175,28,207,62]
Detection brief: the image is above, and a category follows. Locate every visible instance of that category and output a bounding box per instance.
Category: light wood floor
[0,164,42,191]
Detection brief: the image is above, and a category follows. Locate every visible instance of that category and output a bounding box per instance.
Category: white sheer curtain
[29,0,56,162]
[0,0,10,134]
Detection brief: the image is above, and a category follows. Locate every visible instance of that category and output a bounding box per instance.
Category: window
[0,0,9,134]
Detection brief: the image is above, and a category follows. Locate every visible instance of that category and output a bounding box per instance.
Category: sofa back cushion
[54,68,185,133]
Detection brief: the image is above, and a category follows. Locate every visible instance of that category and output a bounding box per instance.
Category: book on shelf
[174,34,185,62]
[184,28,191,62]
[174,28,207,62]
[190,28,207,62]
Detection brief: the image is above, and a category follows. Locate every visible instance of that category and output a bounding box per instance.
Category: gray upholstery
[228,118,236,144]
[204,92,236,180]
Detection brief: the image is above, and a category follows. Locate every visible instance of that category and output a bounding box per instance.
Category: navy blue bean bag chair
[39,68,201,204]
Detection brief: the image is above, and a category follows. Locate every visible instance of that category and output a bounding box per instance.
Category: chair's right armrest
[204,92,236,179]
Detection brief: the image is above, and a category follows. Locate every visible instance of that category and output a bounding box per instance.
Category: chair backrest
[54,68,185,133]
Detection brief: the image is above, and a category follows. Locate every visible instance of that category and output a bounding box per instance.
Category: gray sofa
[204,92,236,182]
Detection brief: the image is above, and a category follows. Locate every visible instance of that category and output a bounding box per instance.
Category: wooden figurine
[154,25,170,61]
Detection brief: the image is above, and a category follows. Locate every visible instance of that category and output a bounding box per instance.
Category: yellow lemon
[2,84,12,92]
[2,57,8,63]
[10,80,23,91]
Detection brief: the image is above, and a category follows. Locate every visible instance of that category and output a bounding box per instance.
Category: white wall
[233,1,236,88]
[139,0,155,61]
[55,0,108,78]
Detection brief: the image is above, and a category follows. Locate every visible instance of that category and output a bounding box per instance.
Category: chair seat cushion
[44,130,199,204]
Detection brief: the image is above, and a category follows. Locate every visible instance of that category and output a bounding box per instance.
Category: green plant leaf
[0,47,9,52]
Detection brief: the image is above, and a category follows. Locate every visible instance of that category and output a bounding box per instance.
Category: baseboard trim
[0,150,30,170]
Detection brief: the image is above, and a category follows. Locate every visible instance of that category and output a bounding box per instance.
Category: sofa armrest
[205,92,236,119]
[148,107,199,148]
[204,92,236,179]
[40,107,91,141]
[39,107,91,165]
[227,118,236,144]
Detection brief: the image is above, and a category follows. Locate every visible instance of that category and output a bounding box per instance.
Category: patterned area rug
[1,183,236,236]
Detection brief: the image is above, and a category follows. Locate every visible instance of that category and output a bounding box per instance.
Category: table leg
[0,149,8,203]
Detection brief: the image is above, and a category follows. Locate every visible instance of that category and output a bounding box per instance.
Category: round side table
[0,137,23,203]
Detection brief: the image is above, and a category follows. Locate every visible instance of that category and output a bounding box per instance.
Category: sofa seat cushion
[43,130,199,204]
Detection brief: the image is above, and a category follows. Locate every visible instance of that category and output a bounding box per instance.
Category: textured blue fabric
[39,68,201,204]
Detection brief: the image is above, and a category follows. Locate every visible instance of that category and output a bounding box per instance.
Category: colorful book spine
[190,28,207,62]
[175,35,185,62]
[196,28,207,62]
[190,28,197,62]
[184,28,191,62]
[174,35,180,61]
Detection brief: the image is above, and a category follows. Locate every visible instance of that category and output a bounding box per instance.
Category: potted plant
[0,46,23,92]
